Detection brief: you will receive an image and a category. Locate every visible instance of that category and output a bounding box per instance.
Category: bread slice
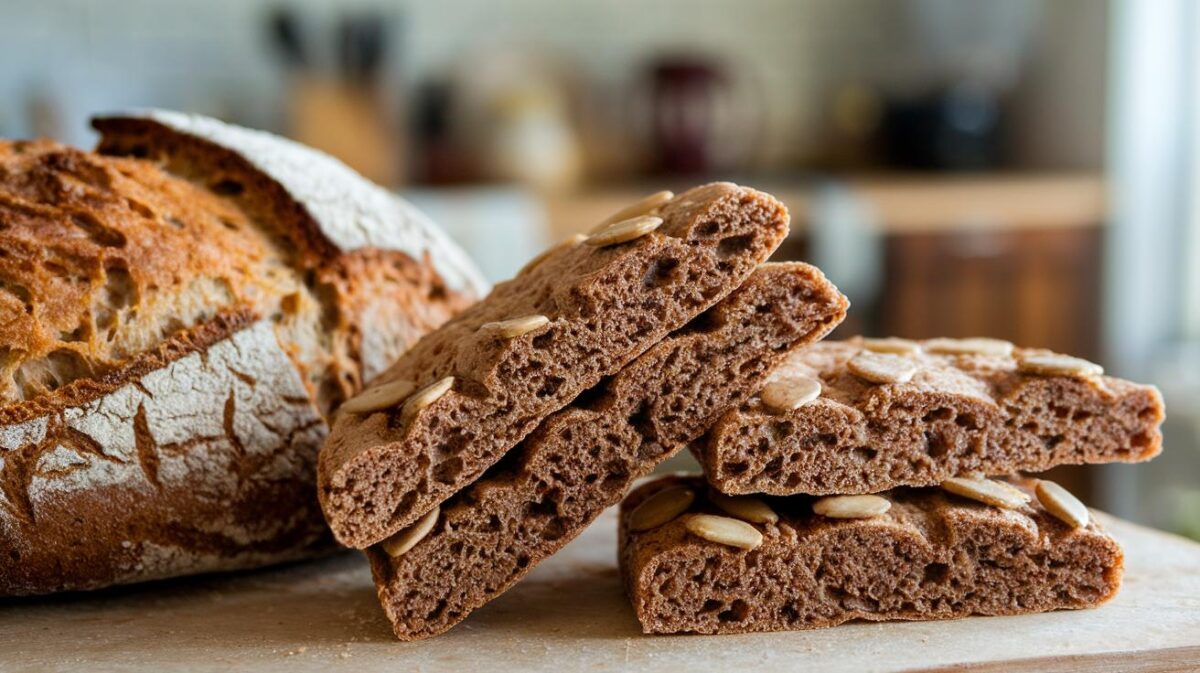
[0,112,485,595]
[694,338,1164,496]
[620,474,1124,635]
[367,262,847,639]
[319,183,791,548]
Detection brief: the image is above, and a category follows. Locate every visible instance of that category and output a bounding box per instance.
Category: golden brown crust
[319,183,791,548]
[92,115,480,412]
[0,140,290,405]
[695,338,1165,496]
[620,475,1124,635]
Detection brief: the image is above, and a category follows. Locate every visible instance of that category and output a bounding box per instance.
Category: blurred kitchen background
[1,0,1197,536]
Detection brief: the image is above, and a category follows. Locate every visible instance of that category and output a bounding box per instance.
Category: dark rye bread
[320,183,791,548]
[367,262,847,640]
[619,475,1124,635]
[694,338,1164,496]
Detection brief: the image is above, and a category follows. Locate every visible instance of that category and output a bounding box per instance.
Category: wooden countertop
[2,508,1196,672]
[543,174,1106,240]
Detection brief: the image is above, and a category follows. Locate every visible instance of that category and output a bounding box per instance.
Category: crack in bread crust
[367,262,848,640]
[320,183,793,549]
[0,316,330,595]
[619,475,1124,635]
[91,115,482,412]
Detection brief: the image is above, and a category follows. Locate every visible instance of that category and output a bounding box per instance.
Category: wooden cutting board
[2,510,1197,672]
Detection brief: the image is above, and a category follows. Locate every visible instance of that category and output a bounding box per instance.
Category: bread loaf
[0,111,486,595]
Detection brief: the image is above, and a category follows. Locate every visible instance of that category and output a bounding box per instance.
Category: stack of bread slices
[620,337,1163,634]
[320,179,1163,639]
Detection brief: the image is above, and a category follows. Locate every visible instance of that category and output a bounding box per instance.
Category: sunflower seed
[861,337,922,356]
[710,492,778,524]
[812,494,892,519]
[941,476,1031,509]
[685,514,763,550]
[594,190,674,232]
[1017,353,1103,378]
[1035,480,1090,528]
[400,376,454,426]
[380,506,439,557]
[481,314,550,339]
[339,378,416,415]
[760,375,821,412]
[585,215,662,247]
[925,337,1014,358]
[629,486,695,532]
[847,351,918,384]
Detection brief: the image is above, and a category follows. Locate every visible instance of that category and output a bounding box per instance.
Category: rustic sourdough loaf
[0,111,485,595]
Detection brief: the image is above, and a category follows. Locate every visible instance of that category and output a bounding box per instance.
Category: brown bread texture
[0,111,485,595]
[694,338,1164,496]
[620,475,1124,635]
[319,183,791,549]
[367,262,848,640]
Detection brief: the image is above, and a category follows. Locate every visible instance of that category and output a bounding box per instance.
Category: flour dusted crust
[619,475,1124,635]
[367,263,847,640]
[93,110,486,408]
[0,113,483,595]
[694,338,1165,496]
[93,109,487,296]
[0,314,328,595]
[320,183,791,549]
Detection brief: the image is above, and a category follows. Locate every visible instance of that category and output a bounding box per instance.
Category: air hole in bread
[923,407,954,423]
[0,277,33,313]
[210,178,245,196]
[433,457,464,485]
[764,456,783,478]
[717,599,750,622]
[851,446,877,463]
[124,197,156,219]
[17,348,94,393]
[58,325,89,343]
[531,331,553,350]
[70,212,127,247]
[643,257,680,288]
[924,430,949,457]
[536,375,565,398]
[723,460,749,475]
[717,234,753,259]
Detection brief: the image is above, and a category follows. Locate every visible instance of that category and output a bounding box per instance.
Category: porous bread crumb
[694,337,1164,496]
